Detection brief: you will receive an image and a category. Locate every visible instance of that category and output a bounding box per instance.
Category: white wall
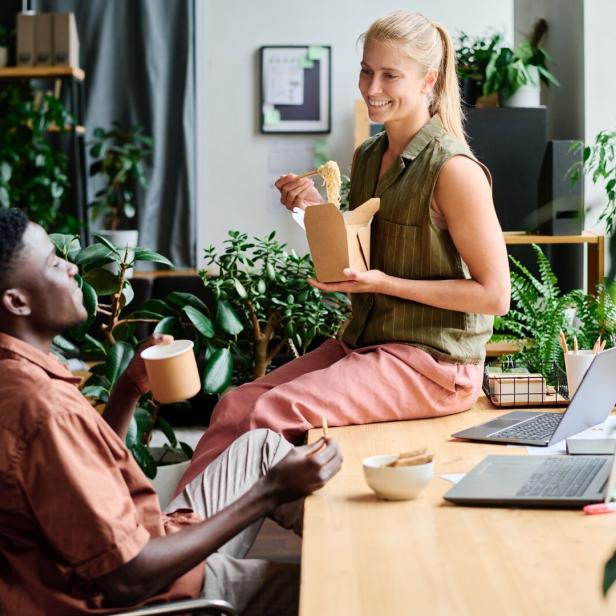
[583,0,616,239]
[514,0,584,140]
[195,0,513,263]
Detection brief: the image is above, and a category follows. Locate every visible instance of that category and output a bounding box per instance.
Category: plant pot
[460,78,483,107]
[502,66,541,108]
[96,229,139,278]
[149,447,191,509]
[0,46,8,67]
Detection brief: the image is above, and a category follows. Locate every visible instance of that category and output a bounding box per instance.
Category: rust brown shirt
[0,333,204,615]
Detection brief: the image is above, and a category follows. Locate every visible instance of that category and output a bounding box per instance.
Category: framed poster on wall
[260,45,331,134]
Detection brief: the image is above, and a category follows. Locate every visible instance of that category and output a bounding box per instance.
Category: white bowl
[362,454,434,501]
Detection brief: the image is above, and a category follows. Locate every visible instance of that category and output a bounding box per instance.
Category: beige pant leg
[165,429,303,614]
[203,554,299,616]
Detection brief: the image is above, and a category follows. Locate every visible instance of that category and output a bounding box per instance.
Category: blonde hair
[361,11,466,144]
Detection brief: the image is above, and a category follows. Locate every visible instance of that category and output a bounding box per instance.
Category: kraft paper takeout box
[304,198,380,283]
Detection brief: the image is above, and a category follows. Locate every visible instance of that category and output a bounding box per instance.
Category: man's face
[7,223,88,334]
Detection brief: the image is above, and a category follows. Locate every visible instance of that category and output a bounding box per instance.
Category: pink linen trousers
[175,338,484,494]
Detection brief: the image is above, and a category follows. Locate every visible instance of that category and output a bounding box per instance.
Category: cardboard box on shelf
[16,13,36,66]
[304,198,379,283]
[34,13,53,66]
[52,13,79,67]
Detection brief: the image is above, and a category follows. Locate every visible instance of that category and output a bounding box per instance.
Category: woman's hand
[275,173,323,211]
[309,268,388,294]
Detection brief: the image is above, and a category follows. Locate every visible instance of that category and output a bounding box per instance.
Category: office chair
[117,597,237,615]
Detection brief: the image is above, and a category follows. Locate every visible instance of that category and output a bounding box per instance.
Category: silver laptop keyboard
[516,457,604,498]
[489,413,562,441]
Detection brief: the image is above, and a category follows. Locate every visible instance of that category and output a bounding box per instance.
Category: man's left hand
[308,268,388,294]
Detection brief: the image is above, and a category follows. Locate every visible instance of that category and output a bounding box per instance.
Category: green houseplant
[454,30,503,106]
[50,233,242,478]
[88,122,152,264]
[482,20,559,106]
[568,131,616,235]
[492,244,616,379]
[0,82,75,231]
[201,230,351,381]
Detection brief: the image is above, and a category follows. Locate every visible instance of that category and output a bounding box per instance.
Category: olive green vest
[342,115,493,364]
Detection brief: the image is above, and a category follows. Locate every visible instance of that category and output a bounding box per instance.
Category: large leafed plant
[50,233,242,477]
[201,231,351,381]
[492,244,616,378]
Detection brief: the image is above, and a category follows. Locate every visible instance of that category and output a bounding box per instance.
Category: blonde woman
[177,11,510,494]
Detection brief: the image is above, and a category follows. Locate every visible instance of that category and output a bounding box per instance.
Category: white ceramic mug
[564,350,596,398]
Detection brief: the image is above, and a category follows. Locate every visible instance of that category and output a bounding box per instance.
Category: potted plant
[492,244,616,379]
[454,30,503,107]
[483,19,560,107]
[49,233,242,505]
[201,230,351,381]
[88,121,152,272]
[0,82,76,232]
[0,25,11,67]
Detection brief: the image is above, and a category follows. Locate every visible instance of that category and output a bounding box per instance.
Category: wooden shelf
[0,65,85,81]
[504,231,605,294]
[503,231,602,245]
[46,123,86,135]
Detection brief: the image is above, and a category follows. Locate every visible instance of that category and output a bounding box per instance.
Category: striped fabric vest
[342,115,494,364]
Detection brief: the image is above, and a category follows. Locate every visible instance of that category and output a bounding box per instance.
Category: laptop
[452,346,616,447]
[443,453,616,507]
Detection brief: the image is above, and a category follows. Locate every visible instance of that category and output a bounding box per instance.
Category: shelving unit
[0,65,89,243]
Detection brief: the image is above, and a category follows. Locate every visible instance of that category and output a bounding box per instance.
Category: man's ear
[1,288,31,316]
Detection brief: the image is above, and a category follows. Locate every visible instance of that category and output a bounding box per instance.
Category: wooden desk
[301,399,616,615]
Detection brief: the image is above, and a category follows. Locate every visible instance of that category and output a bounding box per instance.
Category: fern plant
[493,245,616,379]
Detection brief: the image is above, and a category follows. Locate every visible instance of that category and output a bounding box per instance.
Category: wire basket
[482,360,569,407]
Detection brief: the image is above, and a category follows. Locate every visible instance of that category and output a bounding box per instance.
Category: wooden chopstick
[321,416,329,441]
[297,169,319,179]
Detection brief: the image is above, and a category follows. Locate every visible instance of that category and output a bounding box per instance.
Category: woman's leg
[175,339,346,493]
[238,343,484,446]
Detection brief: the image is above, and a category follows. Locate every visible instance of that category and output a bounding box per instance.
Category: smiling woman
[177,10,511,493]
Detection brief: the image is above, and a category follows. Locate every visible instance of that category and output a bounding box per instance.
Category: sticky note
[299,55,315,69]
[308,46,326,60]
[264,108,281,125]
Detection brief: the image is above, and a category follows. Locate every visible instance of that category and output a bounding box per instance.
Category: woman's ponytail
[432,23,466,144]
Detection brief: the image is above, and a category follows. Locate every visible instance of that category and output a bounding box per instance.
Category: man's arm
[93,438,342,606]
[102,334,173,439]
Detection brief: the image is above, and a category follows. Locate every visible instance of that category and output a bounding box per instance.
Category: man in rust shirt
[0,209,342,615]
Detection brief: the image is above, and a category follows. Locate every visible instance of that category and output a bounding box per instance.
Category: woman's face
[359,39,433,125]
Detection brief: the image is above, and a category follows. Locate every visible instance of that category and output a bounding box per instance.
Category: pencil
[321,416,329,441]
[559,330,569,354]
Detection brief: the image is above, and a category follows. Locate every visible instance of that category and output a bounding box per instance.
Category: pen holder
[564,350,596,398]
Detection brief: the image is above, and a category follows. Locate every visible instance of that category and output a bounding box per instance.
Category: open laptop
[452,346,616,447]
[443,453,616,507]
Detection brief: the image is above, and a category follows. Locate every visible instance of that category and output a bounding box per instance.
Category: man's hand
[120,333,174,394]
[264,438,343,503]
[309,268,388,295]
[103,334,173,439]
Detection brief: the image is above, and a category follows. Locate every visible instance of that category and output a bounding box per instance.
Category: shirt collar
[0,332,81,384]
[401,114,446,161]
